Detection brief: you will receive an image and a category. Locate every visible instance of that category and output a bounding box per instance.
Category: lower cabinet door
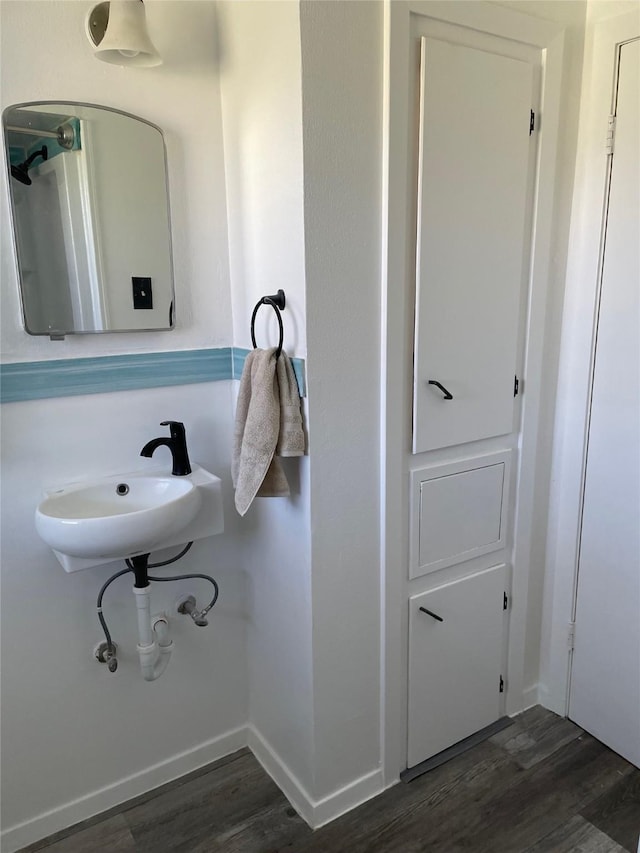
[407,564,506,767]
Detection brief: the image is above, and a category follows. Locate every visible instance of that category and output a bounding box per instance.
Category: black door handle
[428,380,453,400]
[419,606,444,622]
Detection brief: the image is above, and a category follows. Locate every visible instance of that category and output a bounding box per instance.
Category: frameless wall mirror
[3,102,175,339]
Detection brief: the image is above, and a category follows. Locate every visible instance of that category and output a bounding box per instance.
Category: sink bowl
[35,473,202,560]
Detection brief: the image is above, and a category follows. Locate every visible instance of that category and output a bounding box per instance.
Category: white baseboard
[312,764,386,828]
[246,726,316,825]
[3,724,386,852]
[1,725,248,853]
[247,725,385,829]
[522,683,539,711]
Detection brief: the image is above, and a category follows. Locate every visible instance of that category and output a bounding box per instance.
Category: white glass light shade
[87,1,162,67]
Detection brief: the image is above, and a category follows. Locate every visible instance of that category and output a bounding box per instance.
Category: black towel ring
[250,289,286,359]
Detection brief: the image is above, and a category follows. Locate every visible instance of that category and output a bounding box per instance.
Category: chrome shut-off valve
[176,594,210,627]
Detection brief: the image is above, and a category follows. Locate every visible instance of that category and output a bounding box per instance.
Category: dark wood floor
[22,707,640,853]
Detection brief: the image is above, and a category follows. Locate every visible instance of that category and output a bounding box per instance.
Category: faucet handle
[160,420,185,436]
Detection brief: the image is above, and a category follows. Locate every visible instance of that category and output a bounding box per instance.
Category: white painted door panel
[413,37,533,452]
[569,39,640,768]
[419,463,504,566]
[408,564,506,767]
[410,452,510,578]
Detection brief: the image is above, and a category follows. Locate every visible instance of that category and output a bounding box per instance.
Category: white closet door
[408,564,506,766]
[569,39,640,768]
[413,37,533,453]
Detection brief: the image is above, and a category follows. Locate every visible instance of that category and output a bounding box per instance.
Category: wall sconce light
[86,1,162,67]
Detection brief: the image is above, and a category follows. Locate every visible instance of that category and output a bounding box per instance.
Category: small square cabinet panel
[410,452,510,579]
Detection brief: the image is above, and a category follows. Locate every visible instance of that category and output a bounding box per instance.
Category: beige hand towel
[232,348,304,516]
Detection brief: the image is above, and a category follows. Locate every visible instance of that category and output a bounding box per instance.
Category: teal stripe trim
[232,347,306,397]
[0,347,306,403]
[231,346,247,381]
[1,348,232,404]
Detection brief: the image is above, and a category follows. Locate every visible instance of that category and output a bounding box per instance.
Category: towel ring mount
[250,289,286,359]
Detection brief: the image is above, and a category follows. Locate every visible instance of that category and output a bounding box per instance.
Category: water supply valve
[176,594,209,627]
[94,641,118,672]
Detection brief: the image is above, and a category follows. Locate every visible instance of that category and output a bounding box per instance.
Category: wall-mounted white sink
[35,465,224,572]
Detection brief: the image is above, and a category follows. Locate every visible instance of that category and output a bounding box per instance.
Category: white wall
[1,0,231,360]
[300,0,384,800]
[0,3,247,850]
[218,0,315,797]
[586,0,639,24]
[219,1,307,357]
[219,0,385,812]
[0,385,248,849]
[489,0,588,700]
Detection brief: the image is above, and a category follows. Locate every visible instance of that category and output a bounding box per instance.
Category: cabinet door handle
[428,380,453,400]
[419,606,444,622]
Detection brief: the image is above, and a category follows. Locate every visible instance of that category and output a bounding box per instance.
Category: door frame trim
[381,0,565,784]
[539,12,640,718]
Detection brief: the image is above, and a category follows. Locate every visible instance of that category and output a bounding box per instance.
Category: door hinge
[568,621,576,651]
[514,375,520,397]
[499,675,505,693]
[530,110,535,135]
[605,114,616,155]
[503,591,508,611]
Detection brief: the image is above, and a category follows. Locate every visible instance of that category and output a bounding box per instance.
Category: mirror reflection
[3,102,174,338]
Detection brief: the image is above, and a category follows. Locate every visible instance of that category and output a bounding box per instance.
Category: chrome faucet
[140,421,192,476]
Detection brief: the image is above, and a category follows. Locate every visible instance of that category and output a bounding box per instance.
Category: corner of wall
[247,725,385,830]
